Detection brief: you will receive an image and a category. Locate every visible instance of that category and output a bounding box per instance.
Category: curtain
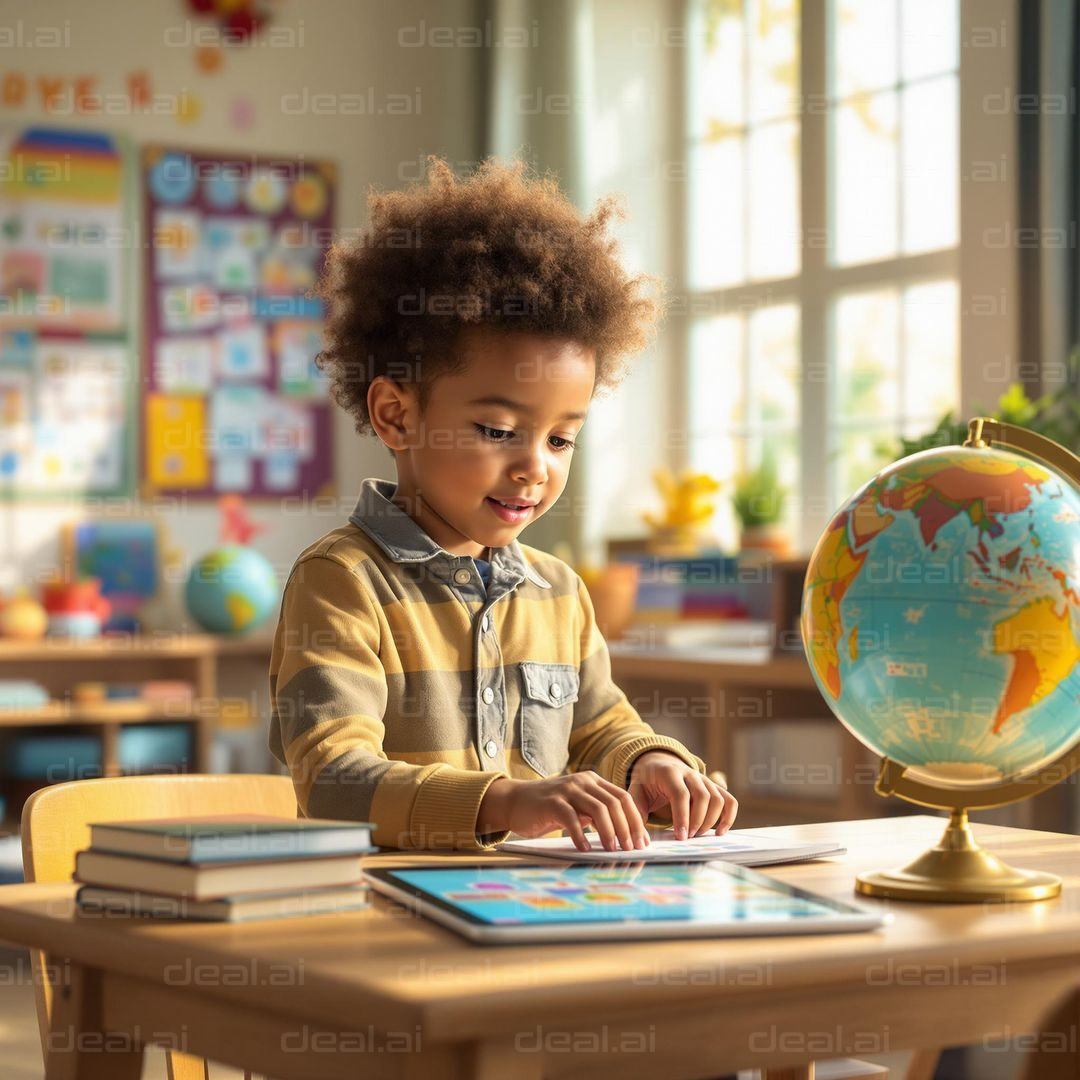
[1018,0,1080,396]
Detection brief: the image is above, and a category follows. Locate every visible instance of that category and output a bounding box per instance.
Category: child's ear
[368,375,410,451]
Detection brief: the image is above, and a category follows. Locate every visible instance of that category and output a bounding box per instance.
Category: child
[268,156,737,851]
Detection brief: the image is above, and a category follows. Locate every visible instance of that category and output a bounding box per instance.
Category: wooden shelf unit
[0,632,275,820]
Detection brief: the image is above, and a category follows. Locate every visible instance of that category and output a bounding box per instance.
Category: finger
[596,788,640,851]
[625,786,651,846]
[715,788,739,834]
[573,793,619,851]
[685,775,714,837]
[695,779,727,835]
[558,803,592,852]
[584,775,645,849]
[667,779,692,840]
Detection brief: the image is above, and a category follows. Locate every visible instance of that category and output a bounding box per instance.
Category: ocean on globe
[802,444,1080,789]
[185,544,279,635]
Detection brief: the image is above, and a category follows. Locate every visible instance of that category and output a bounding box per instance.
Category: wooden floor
[0,944,1022,1080]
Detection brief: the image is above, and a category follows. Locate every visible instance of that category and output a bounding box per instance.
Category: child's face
[379,328,595,558]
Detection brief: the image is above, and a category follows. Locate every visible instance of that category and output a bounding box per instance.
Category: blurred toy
[0,590,47,639]
[64,519,164,633]
[641,467,721,556]
[552,543,640,643]
[219,494,268,546]
[40,579,111,639]
[184,496,277,635]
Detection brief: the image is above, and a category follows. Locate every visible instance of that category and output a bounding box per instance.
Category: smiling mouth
[484,497,535,520]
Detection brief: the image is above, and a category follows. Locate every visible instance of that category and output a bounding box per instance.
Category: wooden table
[4,815,1080,1079]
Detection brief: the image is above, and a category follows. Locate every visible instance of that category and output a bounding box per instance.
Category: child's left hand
[627,751,737,839]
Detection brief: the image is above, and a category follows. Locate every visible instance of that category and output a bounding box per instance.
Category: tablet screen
[377,861,863,927]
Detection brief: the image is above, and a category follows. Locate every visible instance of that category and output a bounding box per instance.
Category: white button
[453,568,472,585]
[482,613,491,633]
[482,686,495,705]
[550,684,562,698]
[485,739,498,758]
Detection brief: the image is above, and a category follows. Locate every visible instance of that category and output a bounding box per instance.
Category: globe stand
[847,416,1080,902]
[856,806,1061,902]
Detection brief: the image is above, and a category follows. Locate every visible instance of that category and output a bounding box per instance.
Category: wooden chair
[21,773,297,1080]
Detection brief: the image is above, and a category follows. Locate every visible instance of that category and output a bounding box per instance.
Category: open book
[497,828,846,867]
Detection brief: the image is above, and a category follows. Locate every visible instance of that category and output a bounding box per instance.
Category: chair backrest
[21,773,297,1072]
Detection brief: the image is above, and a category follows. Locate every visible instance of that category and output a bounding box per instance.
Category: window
[685,0,961,551]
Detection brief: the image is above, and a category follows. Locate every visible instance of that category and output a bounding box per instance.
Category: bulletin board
[140,146,336,499]
[0,127,134,497]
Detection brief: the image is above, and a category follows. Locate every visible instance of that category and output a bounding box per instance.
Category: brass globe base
[855,808,1062,903]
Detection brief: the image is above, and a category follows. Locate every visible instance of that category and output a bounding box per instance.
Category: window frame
[676,0,1018,552]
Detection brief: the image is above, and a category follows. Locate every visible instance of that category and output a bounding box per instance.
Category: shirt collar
[347,478,552,589]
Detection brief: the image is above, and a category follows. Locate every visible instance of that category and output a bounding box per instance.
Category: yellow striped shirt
[268,477,706,850]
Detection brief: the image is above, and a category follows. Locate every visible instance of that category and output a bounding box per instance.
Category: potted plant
[732,453,791,557]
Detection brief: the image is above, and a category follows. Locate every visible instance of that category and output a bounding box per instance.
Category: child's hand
[481,774,650,853]
[628,752,737,839]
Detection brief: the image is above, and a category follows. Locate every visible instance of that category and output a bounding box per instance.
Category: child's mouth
[485,497,533,523]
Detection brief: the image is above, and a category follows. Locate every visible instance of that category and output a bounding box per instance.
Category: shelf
[0,701,211,727]
[0,632,274,662]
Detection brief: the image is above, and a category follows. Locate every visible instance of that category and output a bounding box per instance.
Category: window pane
[832,0,897,99]
[748,0,800,123]
[749,120,801,280]
[834,289,900,421]
[689,137,746,289]
[691,0,744,139]
[902,280,959,420]
[689,313,745,447]
[902,0,959,81]
[902,76,958,254]
[833,426,897,499]
[833,90,898,265]
[749,303,801,429]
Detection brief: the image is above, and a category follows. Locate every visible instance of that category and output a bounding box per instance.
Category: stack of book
[74,814,377,922]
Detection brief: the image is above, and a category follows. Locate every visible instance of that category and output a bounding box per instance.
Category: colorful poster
[0,128,134,497]
[142,146,335,498]
[0,128,127,331]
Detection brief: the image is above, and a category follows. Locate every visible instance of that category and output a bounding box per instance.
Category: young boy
[268,156,737,851]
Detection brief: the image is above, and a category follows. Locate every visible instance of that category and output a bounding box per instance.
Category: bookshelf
[0,633,274,832]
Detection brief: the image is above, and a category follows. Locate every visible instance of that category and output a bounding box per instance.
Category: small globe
[802,444,1080,790]
[185,545,278,635]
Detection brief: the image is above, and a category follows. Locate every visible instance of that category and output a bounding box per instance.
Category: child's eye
[475,424,513,442]
[473,424,576,452]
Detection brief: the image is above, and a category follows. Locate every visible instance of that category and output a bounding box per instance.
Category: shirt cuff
[607,735,708,790]
[410,766,511,850]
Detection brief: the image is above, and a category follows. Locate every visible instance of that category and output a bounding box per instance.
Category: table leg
[45,961,144,1080]
[1019,986,1080,1080]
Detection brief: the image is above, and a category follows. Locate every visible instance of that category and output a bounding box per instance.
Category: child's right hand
[479,774,650,853]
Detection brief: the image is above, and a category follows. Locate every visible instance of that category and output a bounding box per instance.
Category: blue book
[89,815,377,864]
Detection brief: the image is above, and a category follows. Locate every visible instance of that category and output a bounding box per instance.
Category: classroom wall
[1,0,485,595]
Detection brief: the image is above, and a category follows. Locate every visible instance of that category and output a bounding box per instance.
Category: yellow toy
[641,467,721,556]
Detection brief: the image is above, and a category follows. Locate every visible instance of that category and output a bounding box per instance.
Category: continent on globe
[990,597,1080,734]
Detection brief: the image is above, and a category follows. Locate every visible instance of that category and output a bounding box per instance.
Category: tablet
[363,861,890,944]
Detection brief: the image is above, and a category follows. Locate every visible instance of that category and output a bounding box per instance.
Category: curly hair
[314,154,666,436]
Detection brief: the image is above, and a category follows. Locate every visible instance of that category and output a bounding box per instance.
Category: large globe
[802,444,1080,789]
[185,544,278,635]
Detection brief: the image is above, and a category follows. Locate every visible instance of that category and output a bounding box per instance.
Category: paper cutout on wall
[147,393,209,487]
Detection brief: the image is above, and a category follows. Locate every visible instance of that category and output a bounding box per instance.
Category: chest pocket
[518,661,580,777]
